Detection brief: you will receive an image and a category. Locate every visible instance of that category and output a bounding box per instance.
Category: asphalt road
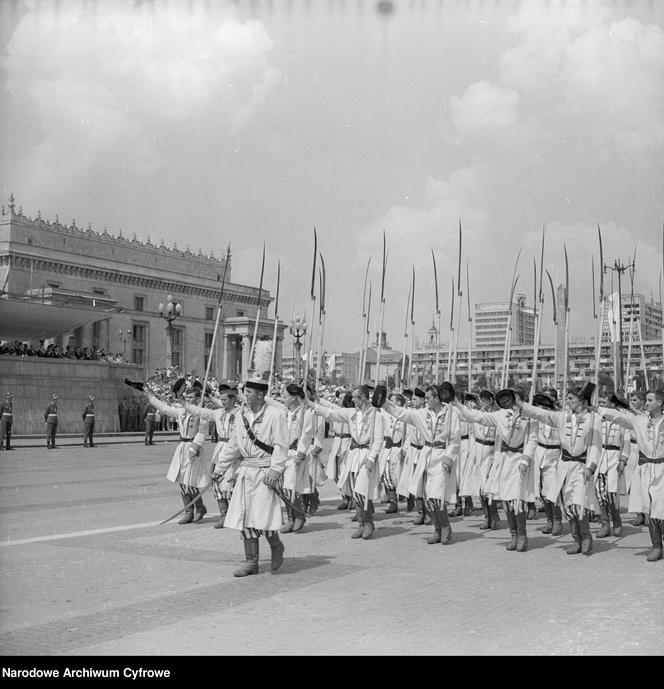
[0,437,662,656]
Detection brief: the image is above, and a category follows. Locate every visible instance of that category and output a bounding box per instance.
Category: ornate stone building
[0,194,285,380]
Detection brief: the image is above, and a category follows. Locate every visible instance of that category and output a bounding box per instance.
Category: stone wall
[0,356,145,434]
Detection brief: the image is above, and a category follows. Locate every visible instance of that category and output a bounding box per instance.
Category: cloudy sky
[1,0,663,354]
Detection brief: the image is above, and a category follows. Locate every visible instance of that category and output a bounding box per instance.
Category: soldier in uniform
[626,391,647,526]
[185,384,240,529]
[516,383,602,556]
[213,376,289,577]
[594,389,664,562]
[378,392,407,514]
[82,395,96,447]
[326,391,354,510]
[302,385,327,515]
[456,392,479,517]
[528,390,564,537]
[44,393,59,449]
[146,381,209,524]
[473,390,500,530]
[143,404,157,445]
[308,385,384,540]
[383,383,460,545]
[400,387,431,525]
[452,388,536,552]
[0,392,15,451]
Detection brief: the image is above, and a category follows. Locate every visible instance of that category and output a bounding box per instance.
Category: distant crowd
[0,340,126,363]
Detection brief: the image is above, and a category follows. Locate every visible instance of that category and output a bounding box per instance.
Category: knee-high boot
[505,509,518,551]
[597,503,611,538]
[214,498,228,529]
[177,493,194,525]
[413,497,426,525]
[385,488,398,514]
[515,510,528,552]
[439,504,453,545]
[542,500,554,534]
[610,497,623,537]
[192,493,207,523]
[426,504,441,543]
[265,532,285,571]
[646,520,663,562]
[451,492,463,517]
[292,495,307,533]
[526,501,537,520]
[351,500,365,539]
[463,496,474,516]
[233,537,259,577]
[362,501,375,540]
[280,504,294,533]
[567,518,582,554]
[551,503,564,536]
[490,501,501,530]
[578,515,593,555]
[479,495,491,530]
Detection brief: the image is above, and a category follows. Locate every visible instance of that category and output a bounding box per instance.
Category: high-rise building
[473,294,535,348]
[600,292,663,343]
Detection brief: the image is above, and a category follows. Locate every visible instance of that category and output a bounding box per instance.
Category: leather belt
[218,437,229,443]
[602,444,620,451]
[179,436,195,442]
[339,433,351,438]
[350,440,369,450]
[500,442,524,453]
[425,441,447,449]
[410,443,423,450]
[537,442,560,449]
[460,434,469,440]
[561,449,587,464]
[638,452,664,465]
[383,437,403,449]
[474,437,495,446]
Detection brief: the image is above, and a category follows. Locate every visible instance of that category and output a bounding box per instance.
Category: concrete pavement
[0,440,662,656]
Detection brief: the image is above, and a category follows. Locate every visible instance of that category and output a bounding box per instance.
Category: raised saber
[529,225,545,402]
[400,278,412,390]
[432,249,441,384]
[451,219,463,383]
[315,253,327,388]
[248,243,266,374]
[501,250,521,388]
[446,278,455,380]
[302,228,317,387]
[268,260,280,394]
[466,261,472,394]
[408,267,416,386]
[593,224,605,402]
[562,245,570,399]
[358,258,371,384]
[546,269,558,394]
[375,231,387,386]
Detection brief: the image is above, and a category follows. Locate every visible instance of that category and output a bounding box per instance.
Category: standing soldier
[528,390,564,537]
[185,384,240,529]
[594,389,664,562]
[0,392,14,451]
[308,385,384,540]
[82,395,96,448]
[593,392,630,538]
[400,387,431,525]
[626,391,647,526]
[326,391,353,510]
[44,393,59,450]
[213,376,289,577]
[145,381,209,525]
[456,392,479,517]
[143,403,156,445]
[303,386,326,515]
[516,383,601,556]
[452,388,536,552]
[379,392,407,514]
[383,383,460,545]
[473,390,500,531]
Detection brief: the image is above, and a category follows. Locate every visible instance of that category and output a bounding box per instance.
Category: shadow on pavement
[271,554,334,575]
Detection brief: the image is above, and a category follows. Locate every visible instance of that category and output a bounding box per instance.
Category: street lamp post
[158,294,182,369]
[118,329,132,360]
[289,313,307,382]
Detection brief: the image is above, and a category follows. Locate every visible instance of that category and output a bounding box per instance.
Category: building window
[134,295,145,311]
[92,321,101,347]
[132,322,147,365]
[237,310,245,317]
[132,348,144,365]
[93,288,105,295]
[171,327,183,369]
[205,332,214,348]
[205,306,214,321]
[48,282,60,289]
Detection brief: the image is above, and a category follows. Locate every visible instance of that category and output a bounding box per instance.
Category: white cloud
[449,81,520,130]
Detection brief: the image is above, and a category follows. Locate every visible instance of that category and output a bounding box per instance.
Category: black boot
[489,501,501,530]
[439,505,453,545]
[406,495,415,512]
[265,532,285,571]
[542,500,554,534]
[426,505,441,544]
[233,537,259,577]
[292,495,307,533]
[451,495,463,517]
[515,510,528,552]
[578,515,593,555]
[413,497,426,525]
[177,494,194,524]
[280,505,294,533]
[505,509,518,551]
[362,501,375,540]
[479,496,491,530]
[646,520,663,562]
[308,490,320,514]
[567,519,582,554]
[351,502,365,539]
[385,488,398,514]
[336,496,349,510]
[192,494,207,523]
[633,512,645,526]
[527,502,537,520]
[551,503,564,536]
[597,504,611,538]
[463,496,474,516]
[214,498,228,529]
[610,498,623,537]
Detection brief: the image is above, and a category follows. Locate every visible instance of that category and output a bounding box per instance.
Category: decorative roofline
[1,193,229,267]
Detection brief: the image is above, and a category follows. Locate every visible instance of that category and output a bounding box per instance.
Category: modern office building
[473,294,535,348]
